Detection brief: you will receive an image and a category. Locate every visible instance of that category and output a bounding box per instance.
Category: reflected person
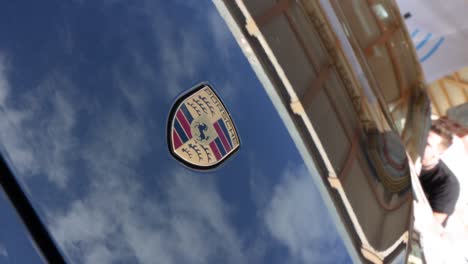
[420,122,460,229]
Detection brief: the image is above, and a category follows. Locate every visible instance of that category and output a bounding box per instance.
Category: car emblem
[168,84,240,169]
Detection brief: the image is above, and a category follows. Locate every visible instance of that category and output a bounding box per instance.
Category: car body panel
[0,0,352,263]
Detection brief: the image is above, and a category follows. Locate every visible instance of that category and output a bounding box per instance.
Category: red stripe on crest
[176,110,192,139]
[209,141,222,161]
[173,129,183,149]
[214,122,231,152]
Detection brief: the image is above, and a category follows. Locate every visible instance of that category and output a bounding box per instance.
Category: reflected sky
[0,0,351,263]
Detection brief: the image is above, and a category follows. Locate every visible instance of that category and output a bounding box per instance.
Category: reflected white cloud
[0,243,7,257]
[0,54,9,105]
[28,77,78,188]
[139,2,203,98]
[0,66,79,189]
[49,169,246,264]
[263,165,348,263]
[0,54,37,177]
[122,0,241,100]
[208,7,234,60]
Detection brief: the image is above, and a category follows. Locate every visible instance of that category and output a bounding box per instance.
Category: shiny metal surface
[217,0,428,262]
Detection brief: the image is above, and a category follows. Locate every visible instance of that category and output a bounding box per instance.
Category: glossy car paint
[0,1,351,263]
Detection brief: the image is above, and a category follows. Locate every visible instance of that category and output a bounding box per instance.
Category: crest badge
[168,84,240,169]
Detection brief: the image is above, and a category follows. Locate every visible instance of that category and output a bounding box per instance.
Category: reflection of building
[214,0,430,263]
[428,69,468,119]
